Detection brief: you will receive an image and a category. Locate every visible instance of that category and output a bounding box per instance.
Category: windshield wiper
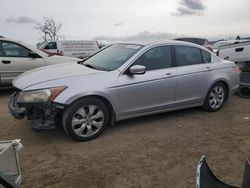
[83,63,98,70]
[83,63,111,71]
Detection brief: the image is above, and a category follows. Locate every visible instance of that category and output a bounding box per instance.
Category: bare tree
[35,17,62,42]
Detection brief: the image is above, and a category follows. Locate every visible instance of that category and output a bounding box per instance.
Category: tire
[62,97,109,141]
[203,83,227,112]
[237,86,250,98]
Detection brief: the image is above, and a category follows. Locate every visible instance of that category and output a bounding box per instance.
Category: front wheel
[204,83,227,112]
[62,97,109,141]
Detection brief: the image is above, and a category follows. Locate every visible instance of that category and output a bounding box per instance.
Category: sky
[0,0,250,45]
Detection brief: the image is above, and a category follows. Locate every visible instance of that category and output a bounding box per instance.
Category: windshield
[83,44,143,71]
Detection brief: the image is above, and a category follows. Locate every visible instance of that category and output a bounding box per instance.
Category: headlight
[17,86,67,103]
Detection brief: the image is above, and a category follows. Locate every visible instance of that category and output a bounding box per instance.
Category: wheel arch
[65,93,116,125]
[208,79,230,101]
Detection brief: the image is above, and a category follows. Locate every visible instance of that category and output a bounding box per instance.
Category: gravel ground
[0,90,250,188]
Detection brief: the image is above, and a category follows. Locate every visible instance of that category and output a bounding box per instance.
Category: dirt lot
[0,90,250,188]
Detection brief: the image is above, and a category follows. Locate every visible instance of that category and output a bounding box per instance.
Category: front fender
[61,91,117,112]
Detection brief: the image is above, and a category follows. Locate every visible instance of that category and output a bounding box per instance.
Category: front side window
[0,41,30,57]
[83,44,143,71]
[133,46,172,71]
[175,46,203,66]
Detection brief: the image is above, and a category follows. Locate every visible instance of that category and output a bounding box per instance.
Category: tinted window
[44,42,57,50]
[175,46,203,66]
[0,41,30,57]
[195,39,206,45]
[133,46,172,71]
[202,50,211,63]
[176,38,206,46]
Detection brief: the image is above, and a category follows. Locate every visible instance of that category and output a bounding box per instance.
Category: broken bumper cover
[8,92,65,130]
[8,92,26,119]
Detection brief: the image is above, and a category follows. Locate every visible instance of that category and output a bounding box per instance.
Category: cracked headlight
[17,86,67,103]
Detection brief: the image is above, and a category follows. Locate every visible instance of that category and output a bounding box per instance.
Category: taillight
[233,66,241,73]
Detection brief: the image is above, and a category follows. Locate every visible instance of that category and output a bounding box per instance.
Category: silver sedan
[9,40,240,141]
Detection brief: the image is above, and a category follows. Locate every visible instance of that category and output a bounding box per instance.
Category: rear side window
[175,46,203,66]
[201,50,211,63]
[134,46,172,71]
[44,42,57,50]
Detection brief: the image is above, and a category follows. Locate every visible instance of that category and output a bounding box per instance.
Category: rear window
[176,38,206,46]
[195,39,206,45]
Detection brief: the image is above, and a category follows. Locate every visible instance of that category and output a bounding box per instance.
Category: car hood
[45,55,81,62]
[13,63,103,90]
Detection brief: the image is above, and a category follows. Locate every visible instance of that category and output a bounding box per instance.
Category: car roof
[115,40,206,48]
[0,37,25,44]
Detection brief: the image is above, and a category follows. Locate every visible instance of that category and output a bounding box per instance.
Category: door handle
[204,67,212,71]
[165,72,174,77]
[2,60,11,64]
[235,47,244,52]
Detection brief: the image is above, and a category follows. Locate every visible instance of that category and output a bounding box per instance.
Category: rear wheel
[62,97,109,141]
[204,83,227,112]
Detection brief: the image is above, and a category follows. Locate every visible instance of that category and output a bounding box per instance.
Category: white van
[40,40,101,58]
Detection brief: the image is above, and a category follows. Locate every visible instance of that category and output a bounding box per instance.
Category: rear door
[0,41,45,85]
[174,45,212,106]
[113,45,177,119]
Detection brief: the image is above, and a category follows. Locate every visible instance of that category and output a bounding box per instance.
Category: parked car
[218,41,250,64]
[218,41,250,98]
[39,40,101,59]
[213,39,250,55]
[175,37,213,51]
[9,41,240,141]
[0,37,81,87]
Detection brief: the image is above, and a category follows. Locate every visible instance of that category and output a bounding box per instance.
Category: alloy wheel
[71,105,104,137]
[208,86,225,109]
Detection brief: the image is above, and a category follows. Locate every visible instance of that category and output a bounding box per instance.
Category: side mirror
[129,65,146,75]
[29,51,41,58]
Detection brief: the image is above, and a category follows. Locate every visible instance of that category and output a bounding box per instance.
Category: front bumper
[8,92,26,119]
[8,92,65,130]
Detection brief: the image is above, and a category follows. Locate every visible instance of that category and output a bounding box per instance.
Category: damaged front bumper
[8,92,65,130]
[8,93,26,119]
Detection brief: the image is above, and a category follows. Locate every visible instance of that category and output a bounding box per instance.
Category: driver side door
[112,45,177,119]
[0,41,45,85]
